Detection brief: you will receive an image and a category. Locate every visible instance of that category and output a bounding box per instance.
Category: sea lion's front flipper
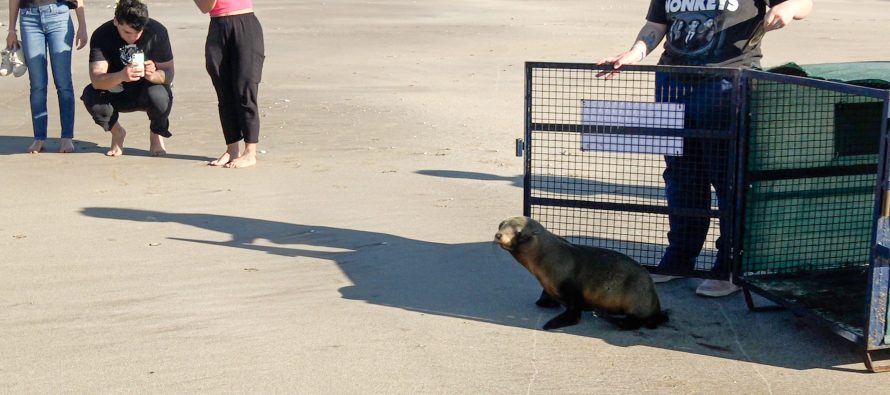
[542,307,582,330]
[535,290,560,308]
[615,316,644,330]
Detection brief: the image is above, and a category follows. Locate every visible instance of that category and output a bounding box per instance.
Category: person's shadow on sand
[80,207,867,371]
[416,169,666,199]
[0,135,211,160]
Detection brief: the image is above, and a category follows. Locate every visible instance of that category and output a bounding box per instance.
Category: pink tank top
[210,0,253,17]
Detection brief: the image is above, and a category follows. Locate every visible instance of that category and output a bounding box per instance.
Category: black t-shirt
[88,18,173,83]
[647,0,787,67]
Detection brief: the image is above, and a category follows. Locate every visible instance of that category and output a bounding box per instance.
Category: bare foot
[59,138,75,153]
[149,133,167,156]
[225,143,258,168]
[209,152,231,166]
[225,152,257,168]
[209,142,240,166]
[27,140,45,154]
[107,124,126,157]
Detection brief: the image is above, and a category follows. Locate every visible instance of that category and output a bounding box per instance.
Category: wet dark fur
[495,216,668,330]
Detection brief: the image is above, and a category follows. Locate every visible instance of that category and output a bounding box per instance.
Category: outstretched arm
[764,0,813,31]
[193,0,217,14]
[596,21,667,77]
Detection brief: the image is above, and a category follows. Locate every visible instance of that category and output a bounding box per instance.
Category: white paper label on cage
[581,100,685,156]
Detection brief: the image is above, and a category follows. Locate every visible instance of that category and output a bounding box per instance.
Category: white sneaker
[0,48,11,77]
[10,44,26,77]
[650,274,683,283]
[695,279,741,297]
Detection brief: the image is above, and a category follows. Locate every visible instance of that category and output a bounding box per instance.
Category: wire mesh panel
[524,63,738,276]
[742,79,882,275]
[739,69,890,348]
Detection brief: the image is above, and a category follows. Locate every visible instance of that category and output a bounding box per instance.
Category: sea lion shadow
[79,206,864,372]
[550,278,864,371]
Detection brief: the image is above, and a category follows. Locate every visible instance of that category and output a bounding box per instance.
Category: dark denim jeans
[655,73,733,274]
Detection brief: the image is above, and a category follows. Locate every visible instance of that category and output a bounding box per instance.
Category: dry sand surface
[2,0,890,392]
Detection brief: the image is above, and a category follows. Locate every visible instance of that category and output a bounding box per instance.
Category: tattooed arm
[598,21,667,69]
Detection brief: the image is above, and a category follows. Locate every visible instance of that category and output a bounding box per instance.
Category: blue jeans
[19,3,74,140]
[655,73,733,274]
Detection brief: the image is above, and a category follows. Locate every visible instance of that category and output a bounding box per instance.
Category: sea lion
[494,216,668,330]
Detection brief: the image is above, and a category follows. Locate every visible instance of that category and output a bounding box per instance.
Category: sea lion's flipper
[643,311,670,329]
[616,316,644,330]
[535,290,560,308]
[542,307,582,330]
[617,311,669,330]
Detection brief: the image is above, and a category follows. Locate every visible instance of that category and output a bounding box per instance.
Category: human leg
[45,5,75,150]
[657,141,712,273]
[139,84,173,156]
[654,71,739,277]
[689,78,740,297]
[107,123,127,157]
[695,137,740,297]
[225,14,265,169]
[18,8,49,146]
[81,84,125,156]
[205,17,242,166]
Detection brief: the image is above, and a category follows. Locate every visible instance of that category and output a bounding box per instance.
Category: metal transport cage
[520,61,890,372]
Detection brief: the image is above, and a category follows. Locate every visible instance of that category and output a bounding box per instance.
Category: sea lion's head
[494,216,543,253]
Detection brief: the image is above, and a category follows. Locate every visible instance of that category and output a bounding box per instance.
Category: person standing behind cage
[596,0,813,297]
[81,0,175,157]
[6,0,87,154]
[193,0,265,168]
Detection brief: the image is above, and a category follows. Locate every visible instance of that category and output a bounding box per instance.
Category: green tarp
[768,61,890,90]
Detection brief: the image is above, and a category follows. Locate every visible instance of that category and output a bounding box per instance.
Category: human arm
[89,60,142,90]
[74,0,88,50]
[193,0,217,14]
[143,59,174,85]
[596,21,667,77]
[6,0,20,49]
[764,0,813,31]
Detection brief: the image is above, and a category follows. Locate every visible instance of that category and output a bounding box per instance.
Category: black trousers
[80,82,174,137]
[205,12,265,145]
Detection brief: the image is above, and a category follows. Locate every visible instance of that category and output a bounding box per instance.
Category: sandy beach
[2,0,890,392]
